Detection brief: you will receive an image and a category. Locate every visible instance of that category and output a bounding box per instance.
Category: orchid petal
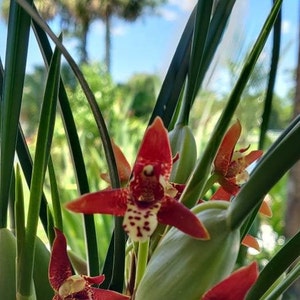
[66,188,128,215]
[84,275,105,285]
[158,196,209,239]
[123,199,161,242]
[214,120,241,174]
[134,117,172,179]
[202,262,258,300]
[100,140,131,184]
[218,176,240,195]
[49,228,73,291]
[259,196,273,217]
[211,187,232,201]
[242,235,260,251]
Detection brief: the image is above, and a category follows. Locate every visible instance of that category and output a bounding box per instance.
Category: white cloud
[158,7,178,21]
[281,20,291,34]
[112,25,127,36]
[169,0,197,11]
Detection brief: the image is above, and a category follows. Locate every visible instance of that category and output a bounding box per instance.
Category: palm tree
[57,0,166,70]
[1,0,166,70]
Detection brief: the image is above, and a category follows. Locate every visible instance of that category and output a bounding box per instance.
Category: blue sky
[0,0,298,96]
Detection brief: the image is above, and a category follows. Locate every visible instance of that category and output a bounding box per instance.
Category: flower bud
[169,124,197,183]
[0,228,16,299]
[135,201,240,300]
[33,236,54,299]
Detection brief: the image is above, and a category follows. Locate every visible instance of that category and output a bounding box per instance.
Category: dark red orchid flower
[213,120,263,195]
[66,117,209,242]
[49,228,129,300]
[202,262,258,300]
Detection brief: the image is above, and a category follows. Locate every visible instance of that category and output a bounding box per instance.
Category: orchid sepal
[201,262,259,299]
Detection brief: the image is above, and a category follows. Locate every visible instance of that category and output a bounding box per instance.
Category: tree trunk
[80,20,89,64]
[104,11,112,74]
[284,4,300,296]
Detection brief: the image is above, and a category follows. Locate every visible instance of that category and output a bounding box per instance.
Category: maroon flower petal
[214,121,241,175]
[134,117,172,179]
[66,188,128,215]
[218,176,240,196]
[49,228,73,292]
[83,275,105,285]
[92,287,130,300]
[202,262,258,300]
[158,196,209,239]
[210,187,232,201]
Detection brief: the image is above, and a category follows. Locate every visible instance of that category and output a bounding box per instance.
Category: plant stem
[134,239,149,292]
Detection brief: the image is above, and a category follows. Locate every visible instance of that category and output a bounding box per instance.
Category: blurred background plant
[0,0,299,299]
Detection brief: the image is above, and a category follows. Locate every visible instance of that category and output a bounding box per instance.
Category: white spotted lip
[123,200,161,242]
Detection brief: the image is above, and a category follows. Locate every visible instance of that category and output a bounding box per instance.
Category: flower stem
[134,239,149,291]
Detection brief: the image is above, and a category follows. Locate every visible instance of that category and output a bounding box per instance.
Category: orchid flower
[202,262,258,300]
[66,117,209,242]
[49,228,129,300]
[213,120,263,195]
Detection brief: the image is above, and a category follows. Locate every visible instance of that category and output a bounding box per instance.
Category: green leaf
[246,230,300,299]
[179,0,213,125]
[149,5,195,127]
[17,41,61,298]
[16,126,49,234]
[0,0,32,228]
[259,1,282,149]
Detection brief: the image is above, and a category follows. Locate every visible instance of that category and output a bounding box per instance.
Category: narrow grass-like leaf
[20,1,125,284]
[189,0,236,109]
[32,21,100,276]
[246,230,300,300]
[27,0,125,292]
[259,1,282,149]
[33,13,102,278]
[149,6,195,127]
[179,0,213,125]
[180,0,283,208]
[48,158,63,231]
[262,261,300,299]
[17,42,61,298]
[0,0,32,228]
[16,125,49,234]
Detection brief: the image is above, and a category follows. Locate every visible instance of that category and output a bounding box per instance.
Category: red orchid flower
[213,120,263,195]
[202,262,258,300]
[66,117,209,242]
[49,228,129,300]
